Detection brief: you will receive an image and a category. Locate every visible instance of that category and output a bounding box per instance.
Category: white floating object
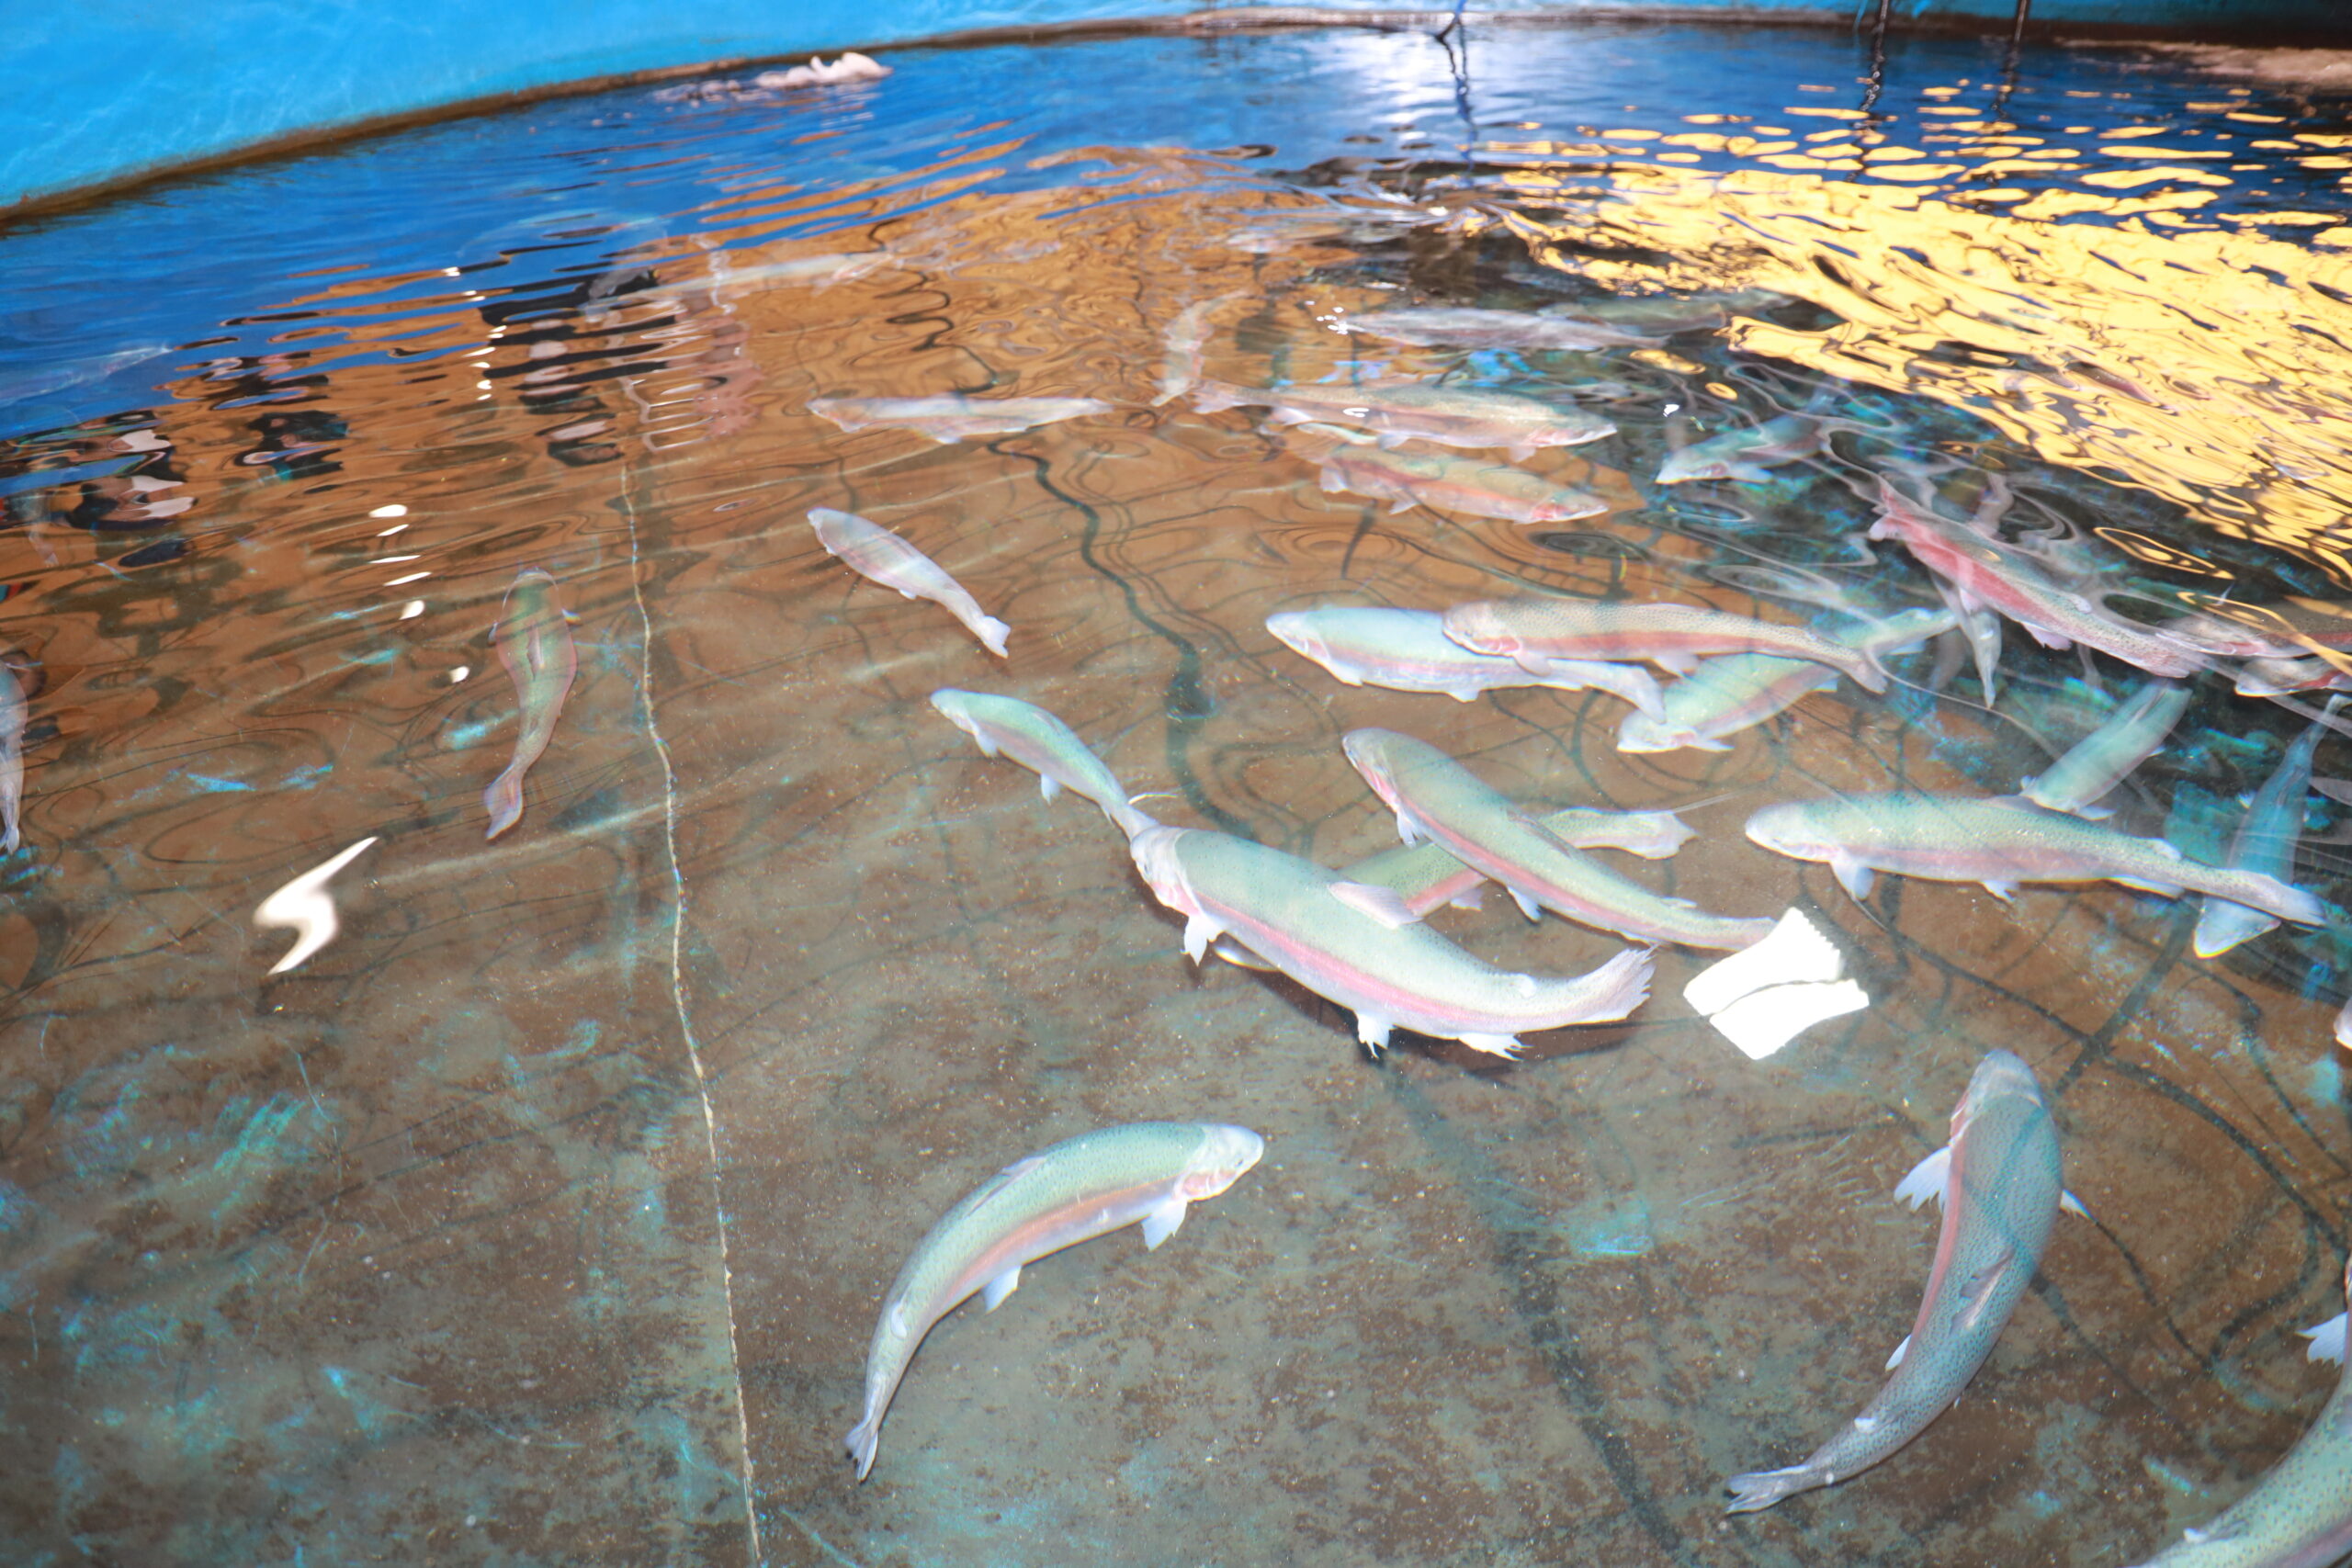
[1683,908,1868,1060]
[399,600,425,620]
[368,503,408,518]
[254,837,379,975]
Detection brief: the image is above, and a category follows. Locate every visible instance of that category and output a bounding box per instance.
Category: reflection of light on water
[254,836,379,976]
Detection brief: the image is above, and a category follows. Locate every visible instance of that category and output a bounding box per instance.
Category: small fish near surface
[483,568,579,840]
[929,688,1155,840]
[1537,287,1792,336]
[2192,708,2331,959]
[1656,414,1823,485]
[1343,728,1775,949]
[1616,608,1953,755]
[1442,597,1889,694]
[1266,606,1666,718]
[1344,803,1697,916]
[809,507,1011,657]
[807,393,1114,444]
[1150,293,1242,408]
[1726,1049,2079,1512]
[1743,793,2328,927]
[1193,377,1613,461]
[1342,306,1664,353]
[1128,824,1654,1057]
[1317,445,1609,525]
[845,1121,1263,1480]
[2019,679,2193,820]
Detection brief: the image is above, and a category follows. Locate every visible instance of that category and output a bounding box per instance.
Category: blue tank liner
[6,0,2346,212]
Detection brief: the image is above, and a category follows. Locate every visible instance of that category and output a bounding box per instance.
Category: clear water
[6,20,2352,1567]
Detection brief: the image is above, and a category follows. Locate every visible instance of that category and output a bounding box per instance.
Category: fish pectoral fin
[1883,1333,1911,1371]
[1458,1032,1524,1058]
[2300,1311,2347,1364]
[1894,1145,1952,1211]
[1450,886,1487,912]
[1387,496,1417,514]
[1182,913,1225,964]
[980,1264,1023,1310]
[1317,467,1348,493]
[1139,1197,1190,1251]
[1979,881,2018,902]
[2024,624,2074,652]
[1830,854,1876,900]
[2061,1190,2092,1220]
[1507,886,1544,922]
[1953,1247,2016,1333]
[1210,936,1275,971]
[1655,652,1702,676]
[1354,1012,1396,1055]
[1396,810,1428,847]
[1329,879,1421,929]
[1037,775,1062,803]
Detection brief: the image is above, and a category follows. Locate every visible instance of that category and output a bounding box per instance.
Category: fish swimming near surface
[1615,609,1951,755]
[929,688,1154,839]
[1870,481,2207,680]
[846,1121,1263,1480]
[808,393,1114,444]
[1266,606,1665,718]
[1343,803,1696,916]
[2020,680,2193,819]
[1726,1049,2076,1512]
[1344,728,1774,949]
[1537,288,1792,336]
[809,507,1011,657]
[483,568,579,840]
[1150,294,1240,407]
[1128,824,1654,1056]
[716,251,896,292]
[1744,794,2328,926]
[1193,378,1613,461]
[1317,445,1609,525]
[1443,598,1889,694]
[2121,1257,2352,1566]
[0,662,24,852]
[2234,655,2352,699]
[1342,306,1664,352]
[2192,710,2330,958]
[1656,414,1823,485]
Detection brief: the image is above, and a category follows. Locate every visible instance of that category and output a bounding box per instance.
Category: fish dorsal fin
[966,1156,1049,1218]
[1329,880,1420,929]
[1953,1248,2016,1334]
[2302,1311,2347,1364]
[2061,1190,2091,1220]
[1884,1333,1911,1371]
[980,1264,1022,1311]
[1894,1145,1951,1211]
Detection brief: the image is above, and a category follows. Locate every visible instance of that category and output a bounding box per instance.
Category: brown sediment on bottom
[7,4,2344,233]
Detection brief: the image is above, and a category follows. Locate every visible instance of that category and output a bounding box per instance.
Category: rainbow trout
[2021,680,2192,819]
[1317,445,1608,525]
[1266,606,1665,717]
[1128,825,1653,1056]
[0,663,22,853]
[846,1122,1262,1480]
[1344,306,1661,352]
[2193,710,2329,958]
[1344,728,1773,949]
[808,393,1112,444]
[810,507,1011,657]
[1743,794,2327,926]
[1656,414,1822,485]
[1342,803,1695,916]
[483,569,578,840]
[1443,598,1889,694]
[1615,608,1952,755]
[1727,1050,2073,1512]
[930,689,1154,840]
[2123,1258,2352,1566]
[1193,377,1612,460]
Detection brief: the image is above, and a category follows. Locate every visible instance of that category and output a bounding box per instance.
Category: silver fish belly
[846,1121,1263,1480]
[1726,1049,2067,1512]
[1443,598,1888,694]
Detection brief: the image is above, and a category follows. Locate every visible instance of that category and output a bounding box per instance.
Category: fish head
[1439,601,1516,656]
[1742,802,1838,863]
[1542,412,1616,446]
[1179,1123,1266,1200]
[927,688,977,730]
[1127,824,1198,914]
[1655,450,1726,486]
[1264,612,1329,665]
[1339,728,1407,807]
[1953,1048,2046,1136]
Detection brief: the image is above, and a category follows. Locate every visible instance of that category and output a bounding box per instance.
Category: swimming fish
[1870,482,2206,679]
[808,393,1114,444]
[1443,598,1889,694]
[930,688,1154,839]
[1537,288,1792,336]
[1193,378,1613,461]
[758,51,891,90]
[1726,1049,2072,1512]
[1614,607,1951,755]
[716,252,895,292]
[1344,728,1774,949]
[1342,802,1697,915]
[1317,445,1608,525]
[1128,824,1654,1056]
[1744,794,2327,926]
[2235,656,2352,700]
[0,663,24,852]
[483,568,579,840]
[1266,606,1665,718]
[2192,711,2329,958]
[846,1121,1263,1480]
[2020,680,2193,819]
[1655,414,1823,485]
[1343,306,1663,352]
[2120,1258,2352,1565]
[809,507,1011,657]
[1151,294,1238,407]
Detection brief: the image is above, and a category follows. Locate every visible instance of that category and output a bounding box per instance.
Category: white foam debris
[254,836,379,975]
[1683,908,1868,1060]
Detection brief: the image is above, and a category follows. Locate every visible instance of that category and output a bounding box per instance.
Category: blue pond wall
[6,0,2345,212]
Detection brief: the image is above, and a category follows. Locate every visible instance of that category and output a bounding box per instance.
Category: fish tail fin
[845,1415,882,1481]
[1190,380,1244,414]
[2301,1310,2347,1364]
[1724,1463,1822,1514]
[484,769,525,840]
[976,616,1012,659]
[1113,800,1160,840]
[1571,945,1656,1022]
[1849,650,1890,694]
[1,824,17,854]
